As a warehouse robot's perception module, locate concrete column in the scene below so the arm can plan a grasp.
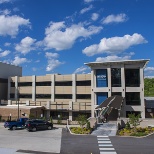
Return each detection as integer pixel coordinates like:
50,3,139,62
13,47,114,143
47,101,51,109
107,67,111,97
51,74,55,102
91,70,95,117
26,100,30,106
69,101,73,121
8,77,11,100
8,100,12,105
121,65,126,117
32,75,36,101
72,74,76,102
69,111,73,121
140,68,145,118
15,76,18,101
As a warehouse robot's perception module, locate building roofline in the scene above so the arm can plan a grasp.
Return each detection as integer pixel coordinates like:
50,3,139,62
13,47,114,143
84,59,150,68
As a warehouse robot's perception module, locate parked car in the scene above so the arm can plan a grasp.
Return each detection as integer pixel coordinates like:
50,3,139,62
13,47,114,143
4,118,29,130
25,119,53,132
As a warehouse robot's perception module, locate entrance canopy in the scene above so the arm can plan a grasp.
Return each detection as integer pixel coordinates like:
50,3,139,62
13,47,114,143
95,95,124,110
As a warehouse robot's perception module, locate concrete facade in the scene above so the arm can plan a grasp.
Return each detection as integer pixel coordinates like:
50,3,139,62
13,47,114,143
0,59,151,120
85,59,149,119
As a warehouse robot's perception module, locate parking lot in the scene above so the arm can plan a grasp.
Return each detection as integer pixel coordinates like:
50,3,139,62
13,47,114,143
0,123,62,154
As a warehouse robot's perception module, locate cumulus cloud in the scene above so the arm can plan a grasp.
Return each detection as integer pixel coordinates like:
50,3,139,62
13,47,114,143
0,9,11,15
4,42,11,46
45,52,64,71
82,33,147,56
44,21,102,51
144,67,154,77
15,37,37,54
73,66,89,74
12,56,28,66
0,14,30,37
46,59,64,71
102,13,127,24
45,52,59,59
0,50,10,57
80,5,93,14
91,13,99,21
96,53,134,62
0,0,11,4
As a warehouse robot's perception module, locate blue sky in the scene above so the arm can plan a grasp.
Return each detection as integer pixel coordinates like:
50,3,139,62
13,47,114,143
0,0,154,77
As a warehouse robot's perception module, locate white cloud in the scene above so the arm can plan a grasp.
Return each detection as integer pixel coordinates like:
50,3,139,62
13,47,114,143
96,54,133,62
12,56,28,66
0,9,11,15
102,13,127,24
73,66,89,74
91,13,99,21
0,15,30,37
144,67,154,71
46,59,64,71
144,67,154,77
84,0,94,3
0,50,10,57
82,33,147,56
45,52,59,59
4,42,11,46
0,0,11,4
44,21,102,51
15,37,37,54
80,5,93,14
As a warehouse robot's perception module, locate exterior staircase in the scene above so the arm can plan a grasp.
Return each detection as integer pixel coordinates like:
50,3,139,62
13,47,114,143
91,121,117,136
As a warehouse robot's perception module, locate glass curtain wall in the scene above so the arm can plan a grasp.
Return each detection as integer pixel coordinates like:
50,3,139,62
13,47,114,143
111,68,121,87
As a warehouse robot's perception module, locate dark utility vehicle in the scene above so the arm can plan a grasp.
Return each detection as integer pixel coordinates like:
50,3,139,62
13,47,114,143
25,119,53,132
4,118,28,130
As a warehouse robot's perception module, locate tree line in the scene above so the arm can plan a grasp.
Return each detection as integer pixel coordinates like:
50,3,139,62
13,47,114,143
144,78,154,96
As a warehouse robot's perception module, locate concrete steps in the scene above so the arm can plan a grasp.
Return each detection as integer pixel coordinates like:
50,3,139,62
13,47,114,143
91,121,117,136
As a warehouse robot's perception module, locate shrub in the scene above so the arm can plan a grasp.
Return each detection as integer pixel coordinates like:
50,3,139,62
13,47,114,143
76,115,87,128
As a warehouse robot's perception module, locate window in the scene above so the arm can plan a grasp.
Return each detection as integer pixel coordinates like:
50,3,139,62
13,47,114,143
126,92,140,105
76,94,91,99
50,111,69,120
111,68,121,87
55,81,72,86
11,82,15,87
18,82,32,87
112,92,122,96
96,69,108,87
125,69,140,87
96,92,108,105
55,94,72,99
76,80,91,86
10,93,15,98
36,94,51,99
72,112,91,121
36,81,51,86
19,94,32,98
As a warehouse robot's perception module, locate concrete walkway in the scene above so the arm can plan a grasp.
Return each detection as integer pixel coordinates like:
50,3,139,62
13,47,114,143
91,121,117,136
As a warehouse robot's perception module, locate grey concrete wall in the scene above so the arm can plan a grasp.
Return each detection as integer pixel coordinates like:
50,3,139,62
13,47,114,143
0,62,22,79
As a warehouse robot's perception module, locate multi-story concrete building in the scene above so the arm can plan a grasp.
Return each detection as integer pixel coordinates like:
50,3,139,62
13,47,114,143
6,59,149,120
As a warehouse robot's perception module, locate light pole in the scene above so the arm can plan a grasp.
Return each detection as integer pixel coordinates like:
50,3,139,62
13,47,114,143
17,88,19,120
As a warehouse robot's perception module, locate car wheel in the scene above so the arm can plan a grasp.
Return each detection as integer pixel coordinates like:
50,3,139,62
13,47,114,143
47,126,52,130
12,126,17,130
32,127,37,132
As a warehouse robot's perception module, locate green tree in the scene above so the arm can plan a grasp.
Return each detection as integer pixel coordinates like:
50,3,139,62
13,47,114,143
128,113,140,132
76,115,87,128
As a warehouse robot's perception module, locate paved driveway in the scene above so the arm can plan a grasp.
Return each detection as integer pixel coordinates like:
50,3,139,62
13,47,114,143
0,123,62,154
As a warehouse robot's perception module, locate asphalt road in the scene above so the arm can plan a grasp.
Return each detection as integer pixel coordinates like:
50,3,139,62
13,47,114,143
60,129,100,154
110,134,154,154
